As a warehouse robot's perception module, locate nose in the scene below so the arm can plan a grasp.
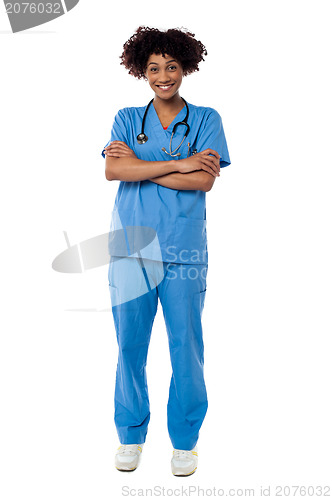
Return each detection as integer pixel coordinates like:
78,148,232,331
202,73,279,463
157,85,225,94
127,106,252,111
157,69,171,84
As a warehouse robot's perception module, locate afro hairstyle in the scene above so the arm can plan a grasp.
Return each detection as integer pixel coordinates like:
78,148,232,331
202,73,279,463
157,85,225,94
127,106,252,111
120,26,207,79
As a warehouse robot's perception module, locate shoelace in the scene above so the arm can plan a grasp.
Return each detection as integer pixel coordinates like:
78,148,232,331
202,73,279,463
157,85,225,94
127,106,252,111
173,449,196,460
118,445,141,455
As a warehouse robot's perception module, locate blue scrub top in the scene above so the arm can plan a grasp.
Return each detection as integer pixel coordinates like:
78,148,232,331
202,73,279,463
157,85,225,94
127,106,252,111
101,101,231,264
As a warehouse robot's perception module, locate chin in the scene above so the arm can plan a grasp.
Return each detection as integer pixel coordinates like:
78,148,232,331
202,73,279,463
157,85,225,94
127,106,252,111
155,89,180,99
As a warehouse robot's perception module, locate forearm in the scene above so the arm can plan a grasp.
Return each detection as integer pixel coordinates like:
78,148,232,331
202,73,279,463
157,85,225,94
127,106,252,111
148,170,213,191
106,157,177,182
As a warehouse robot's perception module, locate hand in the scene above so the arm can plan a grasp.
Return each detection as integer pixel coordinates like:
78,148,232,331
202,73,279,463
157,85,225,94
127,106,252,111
103,141,138,159
176,149,220,177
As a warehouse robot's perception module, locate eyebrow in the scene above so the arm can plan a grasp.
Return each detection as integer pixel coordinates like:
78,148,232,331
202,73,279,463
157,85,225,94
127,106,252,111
148,59,177,66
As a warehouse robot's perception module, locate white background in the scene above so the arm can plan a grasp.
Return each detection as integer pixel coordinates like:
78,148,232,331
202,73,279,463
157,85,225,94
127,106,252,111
1,0,332,498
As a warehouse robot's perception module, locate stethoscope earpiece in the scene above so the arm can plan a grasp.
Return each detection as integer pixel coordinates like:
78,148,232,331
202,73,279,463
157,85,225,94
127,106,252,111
161,147,181,157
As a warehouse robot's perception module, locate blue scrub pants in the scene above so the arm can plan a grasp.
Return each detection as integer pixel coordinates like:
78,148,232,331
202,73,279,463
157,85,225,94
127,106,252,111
108,257,208,450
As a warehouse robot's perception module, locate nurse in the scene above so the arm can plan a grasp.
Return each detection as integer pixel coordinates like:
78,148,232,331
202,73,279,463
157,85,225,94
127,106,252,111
101,26,231,476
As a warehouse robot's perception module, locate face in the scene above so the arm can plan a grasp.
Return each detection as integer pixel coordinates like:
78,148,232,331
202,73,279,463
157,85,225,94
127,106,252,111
145,53,183,100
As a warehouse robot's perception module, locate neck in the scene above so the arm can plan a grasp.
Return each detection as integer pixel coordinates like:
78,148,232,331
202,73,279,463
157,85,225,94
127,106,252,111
153,92,184,113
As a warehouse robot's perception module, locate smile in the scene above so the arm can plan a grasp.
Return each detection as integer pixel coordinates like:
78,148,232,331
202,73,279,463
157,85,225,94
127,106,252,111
156,84,175,91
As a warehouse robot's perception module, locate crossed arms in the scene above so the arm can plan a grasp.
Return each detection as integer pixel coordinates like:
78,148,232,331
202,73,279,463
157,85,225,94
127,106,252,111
103,141,221,192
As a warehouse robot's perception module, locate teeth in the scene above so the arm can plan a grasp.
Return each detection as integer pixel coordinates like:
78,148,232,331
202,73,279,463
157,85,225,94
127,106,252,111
159,85,173,89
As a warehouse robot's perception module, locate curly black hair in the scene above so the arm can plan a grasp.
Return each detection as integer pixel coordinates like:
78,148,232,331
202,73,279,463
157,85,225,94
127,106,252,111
120,26,207,80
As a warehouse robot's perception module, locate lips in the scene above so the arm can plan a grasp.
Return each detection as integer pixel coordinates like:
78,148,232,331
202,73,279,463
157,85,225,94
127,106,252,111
156,84,175,91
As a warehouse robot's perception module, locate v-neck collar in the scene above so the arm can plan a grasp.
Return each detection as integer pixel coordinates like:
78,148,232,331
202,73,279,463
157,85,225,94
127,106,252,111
150,101,188,132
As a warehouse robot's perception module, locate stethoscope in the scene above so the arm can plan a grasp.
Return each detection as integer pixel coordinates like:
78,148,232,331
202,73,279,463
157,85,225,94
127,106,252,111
137,97,195,157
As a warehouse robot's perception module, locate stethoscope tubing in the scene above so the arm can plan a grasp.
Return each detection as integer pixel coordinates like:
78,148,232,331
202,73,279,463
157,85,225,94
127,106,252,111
137,97,190,156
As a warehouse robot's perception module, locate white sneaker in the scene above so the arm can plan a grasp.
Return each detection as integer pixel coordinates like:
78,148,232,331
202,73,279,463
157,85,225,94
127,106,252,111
115,443,144,471
171,446,198,476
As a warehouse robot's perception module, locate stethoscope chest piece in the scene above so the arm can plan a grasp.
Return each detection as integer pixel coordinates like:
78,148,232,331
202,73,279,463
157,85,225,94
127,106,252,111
137,132,148,145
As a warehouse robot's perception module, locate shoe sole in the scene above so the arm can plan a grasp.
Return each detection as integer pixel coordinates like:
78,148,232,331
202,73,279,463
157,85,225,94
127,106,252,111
172,467,197,477
115,466,138,472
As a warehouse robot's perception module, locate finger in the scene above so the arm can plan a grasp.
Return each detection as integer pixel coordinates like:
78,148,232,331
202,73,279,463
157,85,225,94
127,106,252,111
201,156,220,175
106,151,137,158
105,151,121,157
200,167,217,178
104,141,129,150
108,142,133,151
203,148,221,159
196,151,220,169
106,142,130,149
105,151,134,157
200,165,218,177
201,160,220,177
105,145,131,154
107,145,133,154
210,156,220,172
203,155,219,169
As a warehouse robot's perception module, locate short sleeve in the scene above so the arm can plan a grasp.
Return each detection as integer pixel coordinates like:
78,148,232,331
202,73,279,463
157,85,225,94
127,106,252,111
195,109,231,168
101,108,128,158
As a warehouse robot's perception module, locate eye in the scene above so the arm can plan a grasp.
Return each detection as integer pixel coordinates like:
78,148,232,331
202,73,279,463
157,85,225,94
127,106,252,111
168,65,177,70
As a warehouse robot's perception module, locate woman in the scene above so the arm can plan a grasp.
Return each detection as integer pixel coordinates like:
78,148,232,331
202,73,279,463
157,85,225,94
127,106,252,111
101,26,231,476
